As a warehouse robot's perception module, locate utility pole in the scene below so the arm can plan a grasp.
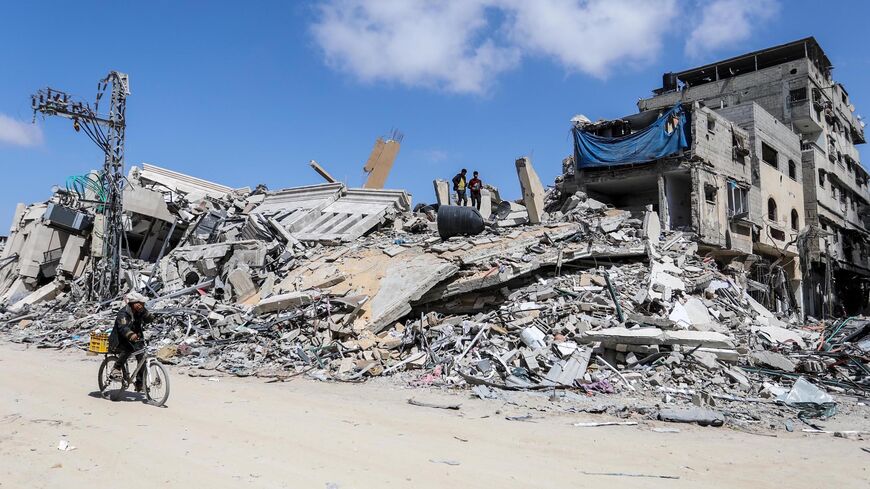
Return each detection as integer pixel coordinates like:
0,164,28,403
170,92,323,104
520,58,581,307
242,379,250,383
31,71,130,300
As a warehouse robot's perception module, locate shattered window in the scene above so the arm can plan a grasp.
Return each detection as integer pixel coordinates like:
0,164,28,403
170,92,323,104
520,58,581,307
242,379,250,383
705,184,717,204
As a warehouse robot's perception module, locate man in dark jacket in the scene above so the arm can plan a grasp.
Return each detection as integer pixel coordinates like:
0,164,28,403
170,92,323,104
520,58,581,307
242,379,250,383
109,292,154,391
452,169,468,206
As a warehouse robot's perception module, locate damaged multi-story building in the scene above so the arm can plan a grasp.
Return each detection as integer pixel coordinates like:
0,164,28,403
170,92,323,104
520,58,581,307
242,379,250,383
571,37,868,318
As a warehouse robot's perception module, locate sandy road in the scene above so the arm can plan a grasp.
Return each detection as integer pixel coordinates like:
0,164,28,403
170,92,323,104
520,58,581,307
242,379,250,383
0,341,867,489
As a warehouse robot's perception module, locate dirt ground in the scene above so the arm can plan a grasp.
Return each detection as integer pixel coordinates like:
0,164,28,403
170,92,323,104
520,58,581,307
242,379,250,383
0,341,867,489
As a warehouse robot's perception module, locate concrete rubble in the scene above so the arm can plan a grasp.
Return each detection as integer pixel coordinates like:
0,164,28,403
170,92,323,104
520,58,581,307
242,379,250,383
0,158,868,433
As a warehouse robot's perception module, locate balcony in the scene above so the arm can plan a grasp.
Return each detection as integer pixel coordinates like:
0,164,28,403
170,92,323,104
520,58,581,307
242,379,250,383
788,92,823,134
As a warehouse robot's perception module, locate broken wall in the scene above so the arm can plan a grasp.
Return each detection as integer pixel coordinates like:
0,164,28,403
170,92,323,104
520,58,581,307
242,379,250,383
718,103,804,257
689,106,754,254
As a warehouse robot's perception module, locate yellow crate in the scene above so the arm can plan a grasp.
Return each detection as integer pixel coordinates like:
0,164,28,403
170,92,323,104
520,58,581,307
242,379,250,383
89,332,109,353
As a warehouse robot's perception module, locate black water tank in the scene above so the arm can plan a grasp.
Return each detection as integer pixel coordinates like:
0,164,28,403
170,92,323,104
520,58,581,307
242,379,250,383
437,205,485,239
662,72,678,92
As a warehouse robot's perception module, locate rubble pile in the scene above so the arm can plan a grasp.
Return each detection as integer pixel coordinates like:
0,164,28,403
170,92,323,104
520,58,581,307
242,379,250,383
0,159,868,430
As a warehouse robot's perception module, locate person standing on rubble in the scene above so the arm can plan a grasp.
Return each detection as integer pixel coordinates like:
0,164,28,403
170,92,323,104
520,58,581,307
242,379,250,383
109,292,154,392
468,171,483,211
452,168,468,206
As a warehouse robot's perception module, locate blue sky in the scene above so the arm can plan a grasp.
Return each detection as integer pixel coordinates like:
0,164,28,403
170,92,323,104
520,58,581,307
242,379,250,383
1,0,868,227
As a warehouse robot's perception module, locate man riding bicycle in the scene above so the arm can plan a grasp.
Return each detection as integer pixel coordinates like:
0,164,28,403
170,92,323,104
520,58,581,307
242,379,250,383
109,292,154,392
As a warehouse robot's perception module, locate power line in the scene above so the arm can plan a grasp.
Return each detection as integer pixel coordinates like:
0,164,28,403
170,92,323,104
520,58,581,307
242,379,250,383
31,71,130,300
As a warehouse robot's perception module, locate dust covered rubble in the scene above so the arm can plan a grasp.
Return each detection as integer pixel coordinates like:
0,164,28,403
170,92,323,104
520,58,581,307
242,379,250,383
0,172,868,433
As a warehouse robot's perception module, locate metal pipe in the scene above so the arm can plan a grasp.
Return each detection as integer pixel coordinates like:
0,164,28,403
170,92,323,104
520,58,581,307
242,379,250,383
145,279,214,307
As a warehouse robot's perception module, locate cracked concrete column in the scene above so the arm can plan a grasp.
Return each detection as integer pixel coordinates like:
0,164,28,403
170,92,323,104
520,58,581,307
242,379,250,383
657,173,669,230
515,157,544,224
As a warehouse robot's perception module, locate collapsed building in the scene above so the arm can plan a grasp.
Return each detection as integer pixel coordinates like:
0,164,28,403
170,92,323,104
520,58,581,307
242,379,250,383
571,37,869,319
0,38,867,430
0,163,248,309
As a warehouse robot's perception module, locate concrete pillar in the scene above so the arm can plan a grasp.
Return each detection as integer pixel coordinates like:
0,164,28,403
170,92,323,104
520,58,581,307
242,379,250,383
689,167,702,235
362,138,400,189
479,189,492,219
515,157,545,224
433,179,450,206
657,173,670,230
642,209,661,241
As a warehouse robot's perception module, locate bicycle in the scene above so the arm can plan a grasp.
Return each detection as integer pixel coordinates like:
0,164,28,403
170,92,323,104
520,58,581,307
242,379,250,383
96,340,171,407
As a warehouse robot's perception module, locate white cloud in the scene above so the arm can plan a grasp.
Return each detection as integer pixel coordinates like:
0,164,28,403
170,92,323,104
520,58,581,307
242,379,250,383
504,0,678,77
685,0,779,58
312,0,520,94
0,114,43,147
311,0,680,94
416,148,449,163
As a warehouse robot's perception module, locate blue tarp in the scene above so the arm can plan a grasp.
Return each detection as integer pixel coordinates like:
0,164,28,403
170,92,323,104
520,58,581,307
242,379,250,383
573,104,690,169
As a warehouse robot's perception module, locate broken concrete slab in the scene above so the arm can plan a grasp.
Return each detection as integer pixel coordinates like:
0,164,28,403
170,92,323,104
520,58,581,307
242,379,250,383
123,184,176,223
751,350,796,372
662,330,734,349
292,188,411,243
691,350,720,370
368,253,459,332
669,297,712,329
8,281,61,313
252,291,314,315
693,347,739,362
227,268,257,302
252,182,344,234
58,235,87,276
642,210,661,241
580,327,664,346
135,162,243,199
658,407,725,427
744,293,775,319
753,325,807,349
649,261,686,299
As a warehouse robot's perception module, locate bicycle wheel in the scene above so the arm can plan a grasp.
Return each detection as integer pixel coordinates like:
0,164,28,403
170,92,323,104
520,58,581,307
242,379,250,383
98,355,128,401
145,360,170,407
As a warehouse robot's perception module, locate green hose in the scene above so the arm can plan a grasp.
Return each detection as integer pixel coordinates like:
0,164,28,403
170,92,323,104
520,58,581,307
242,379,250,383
824,316,855,350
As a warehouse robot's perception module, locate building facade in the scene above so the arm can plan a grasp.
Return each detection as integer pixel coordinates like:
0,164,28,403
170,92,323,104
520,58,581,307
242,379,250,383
637,37,869,318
